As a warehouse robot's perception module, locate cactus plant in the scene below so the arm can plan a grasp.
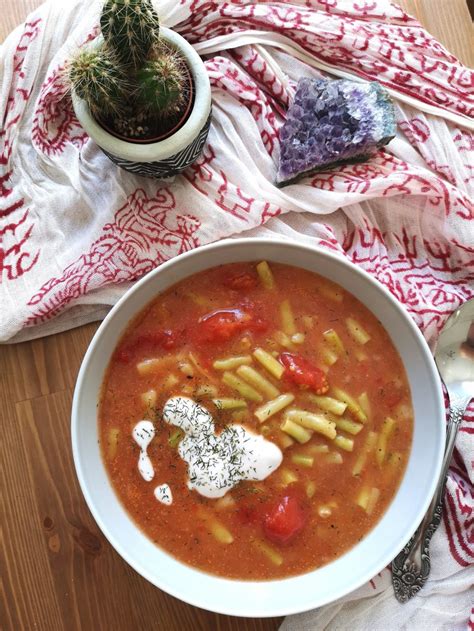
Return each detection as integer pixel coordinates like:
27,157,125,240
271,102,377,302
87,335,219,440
69,0,190,139
69,49,130,118
136,44,188,117
100,0,160,68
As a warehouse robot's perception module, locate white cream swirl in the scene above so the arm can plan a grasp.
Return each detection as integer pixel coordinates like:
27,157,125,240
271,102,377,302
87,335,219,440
132,420,156,482
162,397,282,499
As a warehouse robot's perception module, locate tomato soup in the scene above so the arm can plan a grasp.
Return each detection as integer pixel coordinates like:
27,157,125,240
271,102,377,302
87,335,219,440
99,261,413,579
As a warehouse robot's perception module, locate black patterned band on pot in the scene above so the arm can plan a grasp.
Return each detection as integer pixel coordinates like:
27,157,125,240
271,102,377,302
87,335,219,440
102,112,212,180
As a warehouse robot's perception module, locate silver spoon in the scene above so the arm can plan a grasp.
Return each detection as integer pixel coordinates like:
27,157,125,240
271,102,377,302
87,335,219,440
392,299,474,603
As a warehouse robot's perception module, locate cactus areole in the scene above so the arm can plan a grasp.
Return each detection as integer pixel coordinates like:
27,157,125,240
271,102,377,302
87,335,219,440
100,0,160,67
69,0,195,142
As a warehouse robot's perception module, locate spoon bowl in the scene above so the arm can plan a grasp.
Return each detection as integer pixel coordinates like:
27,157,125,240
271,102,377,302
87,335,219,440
435,301,474,401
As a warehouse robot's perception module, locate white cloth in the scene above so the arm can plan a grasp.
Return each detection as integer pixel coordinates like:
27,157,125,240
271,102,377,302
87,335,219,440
1,1,473,628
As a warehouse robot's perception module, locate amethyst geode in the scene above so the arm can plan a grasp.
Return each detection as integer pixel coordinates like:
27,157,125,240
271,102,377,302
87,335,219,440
277,78,396,185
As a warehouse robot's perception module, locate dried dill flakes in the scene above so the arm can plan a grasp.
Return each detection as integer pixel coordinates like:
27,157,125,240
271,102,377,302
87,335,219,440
162,397,282,497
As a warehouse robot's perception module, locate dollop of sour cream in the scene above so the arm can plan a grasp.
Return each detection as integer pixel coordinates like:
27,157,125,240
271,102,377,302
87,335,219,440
132,420,155,482
162,397,283,498
154,484,173,505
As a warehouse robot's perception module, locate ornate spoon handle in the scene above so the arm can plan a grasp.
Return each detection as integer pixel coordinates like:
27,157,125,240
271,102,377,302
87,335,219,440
391,399,468,603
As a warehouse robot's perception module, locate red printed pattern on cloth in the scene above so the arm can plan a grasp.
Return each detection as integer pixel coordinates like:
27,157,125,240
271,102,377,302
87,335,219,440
206,55,281,158
183,142,283,224
443,409,474,569
398,117,474,190
31,27,99,156
231,45,291,110
309,151,473,220
177,2,473,118
0,19,42,282
0,172,40,282
186,164,283,225
2,17,42,157
25,188,200,324
31,66,88,156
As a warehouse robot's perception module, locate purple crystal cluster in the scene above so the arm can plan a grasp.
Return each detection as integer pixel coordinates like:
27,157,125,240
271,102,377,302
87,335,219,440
277,78,396,185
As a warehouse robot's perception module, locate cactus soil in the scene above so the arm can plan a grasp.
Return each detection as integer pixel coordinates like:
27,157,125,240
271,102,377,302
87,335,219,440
97,64,194,144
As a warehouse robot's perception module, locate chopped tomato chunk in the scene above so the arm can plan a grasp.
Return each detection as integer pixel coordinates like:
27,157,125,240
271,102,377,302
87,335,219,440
279,352,329,394
116,329,180,362
225,272,258,291
263,496,307,545
198,308,250,343
198,308,267,343
380,380,404,408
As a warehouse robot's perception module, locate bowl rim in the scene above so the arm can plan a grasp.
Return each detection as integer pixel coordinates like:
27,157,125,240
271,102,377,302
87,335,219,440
71,237,445,617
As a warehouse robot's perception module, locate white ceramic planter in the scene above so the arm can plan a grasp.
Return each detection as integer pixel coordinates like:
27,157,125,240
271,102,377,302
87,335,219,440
71,28,212,179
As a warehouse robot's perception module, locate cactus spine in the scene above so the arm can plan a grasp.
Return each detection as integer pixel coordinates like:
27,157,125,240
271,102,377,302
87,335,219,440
100,0,160,68
69,0,190,136
136,44,188,117
69,49,130,118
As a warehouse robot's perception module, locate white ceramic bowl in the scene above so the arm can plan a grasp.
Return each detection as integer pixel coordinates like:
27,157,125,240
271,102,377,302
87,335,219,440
72,238,445,617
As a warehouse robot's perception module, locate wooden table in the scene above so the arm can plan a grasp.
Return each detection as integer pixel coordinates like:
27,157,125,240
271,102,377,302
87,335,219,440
2,3,472,630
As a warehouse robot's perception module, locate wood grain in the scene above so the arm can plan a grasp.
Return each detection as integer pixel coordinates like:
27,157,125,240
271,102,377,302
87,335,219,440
1,323,282,631
401,0,473,66
1,2,472,631
0,0,43,41
1,0,473,65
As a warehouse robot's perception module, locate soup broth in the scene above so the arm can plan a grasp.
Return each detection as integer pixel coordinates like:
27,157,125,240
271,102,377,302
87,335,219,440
99,261,413,579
